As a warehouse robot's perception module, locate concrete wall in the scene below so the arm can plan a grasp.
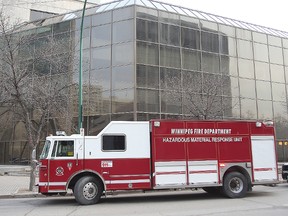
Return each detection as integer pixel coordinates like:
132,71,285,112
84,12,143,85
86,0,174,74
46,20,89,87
0,0,99,24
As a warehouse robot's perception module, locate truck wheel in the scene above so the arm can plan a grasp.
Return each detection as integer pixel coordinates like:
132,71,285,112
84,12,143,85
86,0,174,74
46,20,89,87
222,172,248,198
74,176,103,205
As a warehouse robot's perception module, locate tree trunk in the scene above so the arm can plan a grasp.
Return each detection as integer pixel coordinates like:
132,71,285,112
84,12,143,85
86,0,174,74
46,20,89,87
29,148,37,191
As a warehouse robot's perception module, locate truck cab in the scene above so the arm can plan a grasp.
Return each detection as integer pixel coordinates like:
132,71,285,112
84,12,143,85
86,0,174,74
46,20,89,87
38,121,151,204
38,135,85,195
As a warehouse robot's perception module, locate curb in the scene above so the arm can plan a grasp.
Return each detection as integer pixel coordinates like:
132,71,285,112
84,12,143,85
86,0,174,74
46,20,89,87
0,191,74,199
0,192,43,199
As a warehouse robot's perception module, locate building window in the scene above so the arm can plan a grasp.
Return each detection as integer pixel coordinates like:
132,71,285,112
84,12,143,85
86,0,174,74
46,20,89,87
91,24,111,47
160,23,180,46
137,41,159,66
102,135,126,151
136,64,159,89
136,19,158,42
113,19,133,43
182,49,201,71
254,43,269,62
201,31,219,53
269,46,284,65
160,45,181,68
237,39,253,59
181,27,200,49
137,89,160,112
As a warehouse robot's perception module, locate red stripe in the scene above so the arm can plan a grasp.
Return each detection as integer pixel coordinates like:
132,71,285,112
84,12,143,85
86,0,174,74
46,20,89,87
189,170,217,174
254,168,273,172
156,171,186,175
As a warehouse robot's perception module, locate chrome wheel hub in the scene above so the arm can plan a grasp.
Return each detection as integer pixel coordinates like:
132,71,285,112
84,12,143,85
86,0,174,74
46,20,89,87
83,182,98,200
229,177,243,193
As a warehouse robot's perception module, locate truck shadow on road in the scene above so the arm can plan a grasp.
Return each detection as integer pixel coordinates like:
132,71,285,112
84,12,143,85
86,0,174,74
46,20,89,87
38,189,276,206
37,191,222,206
103,192,223,204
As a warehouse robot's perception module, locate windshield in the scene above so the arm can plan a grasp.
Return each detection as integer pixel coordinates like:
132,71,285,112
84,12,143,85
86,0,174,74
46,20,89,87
40,140,51,159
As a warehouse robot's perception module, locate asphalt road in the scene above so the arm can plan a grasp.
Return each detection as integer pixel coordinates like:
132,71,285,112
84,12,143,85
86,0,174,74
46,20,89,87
1,184,288,216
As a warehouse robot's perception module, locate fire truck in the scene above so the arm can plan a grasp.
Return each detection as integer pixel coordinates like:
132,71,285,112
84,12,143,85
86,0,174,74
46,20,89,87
38,120,278,205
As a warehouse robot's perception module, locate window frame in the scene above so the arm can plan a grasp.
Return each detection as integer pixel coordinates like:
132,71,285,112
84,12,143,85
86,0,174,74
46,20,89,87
101,134,126,152
51,140,75,158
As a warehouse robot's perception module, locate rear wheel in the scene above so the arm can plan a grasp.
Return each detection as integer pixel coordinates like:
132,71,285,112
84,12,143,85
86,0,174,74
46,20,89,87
74,176,103,205
222,172,248,198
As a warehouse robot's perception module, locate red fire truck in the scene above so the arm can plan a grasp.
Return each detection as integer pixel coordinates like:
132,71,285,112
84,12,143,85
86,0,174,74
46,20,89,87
38,120,278,205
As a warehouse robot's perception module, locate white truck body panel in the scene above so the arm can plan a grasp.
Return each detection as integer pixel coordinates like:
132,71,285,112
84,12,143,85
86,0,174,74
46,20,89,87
83,121,150,159
251,136,277,181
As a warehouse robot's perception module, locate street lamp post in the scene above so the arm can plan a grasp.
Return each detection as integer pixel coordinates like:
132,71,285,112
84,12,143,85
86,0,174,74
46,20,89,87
78,0,88,133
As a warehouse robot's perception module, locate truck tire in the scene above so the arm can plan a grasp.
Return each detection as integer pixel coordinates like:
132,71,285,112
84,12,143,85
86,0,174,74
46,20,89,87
222,172,248,198
74,176,103,205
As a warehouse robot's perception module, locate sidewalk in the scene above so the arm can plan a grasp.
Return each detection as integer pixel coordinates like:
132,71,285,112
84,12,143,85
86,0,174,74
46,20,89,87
0,176,39,198
0,165,39,198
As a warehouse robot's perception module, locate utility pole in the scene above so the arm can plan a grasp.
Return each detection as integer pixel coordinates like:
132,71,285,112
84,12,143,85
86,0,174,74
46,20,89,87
78,0,88,132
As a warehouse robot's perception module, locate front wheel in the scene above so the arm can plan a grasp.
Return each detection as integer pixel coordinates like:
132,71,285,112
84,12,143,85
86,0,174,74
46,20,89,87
74,176,103,205
222,172,248,198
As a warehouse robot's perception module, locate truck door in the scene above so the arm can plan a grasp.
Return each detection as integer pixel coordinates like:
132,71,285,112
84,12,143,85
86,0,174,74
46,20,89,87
48,139,84,192
152,143,188,188
251,136,278,182
151,122,187,187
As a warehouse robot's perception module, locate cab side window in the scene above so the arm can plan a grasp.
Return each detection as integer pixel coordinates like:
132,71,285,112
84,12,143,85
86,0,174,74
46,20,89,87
52,141,74,157
102,135,126,151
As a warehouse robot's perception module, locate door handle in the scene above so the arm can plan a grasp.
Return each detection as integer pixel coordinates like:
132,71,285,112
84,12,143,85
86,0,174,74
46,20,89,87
40,165,47,170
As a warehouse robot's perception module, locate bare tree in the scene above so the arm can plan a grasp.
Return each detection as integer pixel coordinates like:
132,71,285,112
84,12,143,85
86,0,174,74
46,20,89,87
0,11,76,190
161,70,238,120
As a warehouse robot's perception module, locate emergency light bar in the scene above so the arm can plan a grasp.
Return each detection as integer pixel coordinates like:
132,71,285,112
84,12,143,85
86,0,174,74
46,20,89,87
256,120,274,128
56,131,67,136
263,120,274,127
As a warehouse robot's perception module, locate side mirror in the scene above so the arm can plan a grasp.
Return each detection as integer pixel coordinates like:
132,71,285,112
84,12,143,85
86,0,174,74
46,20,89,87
32,160,40,166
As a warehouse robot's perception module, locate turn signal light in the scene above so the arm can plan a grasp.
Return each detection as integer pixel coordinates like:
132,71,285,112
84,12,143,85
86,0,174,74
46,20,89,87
220,163,226,168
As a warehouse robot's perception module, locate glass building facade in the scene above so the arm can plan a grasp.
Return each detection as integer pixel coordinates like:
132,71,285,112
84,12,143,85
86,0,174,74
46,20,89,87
1,0,288,164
